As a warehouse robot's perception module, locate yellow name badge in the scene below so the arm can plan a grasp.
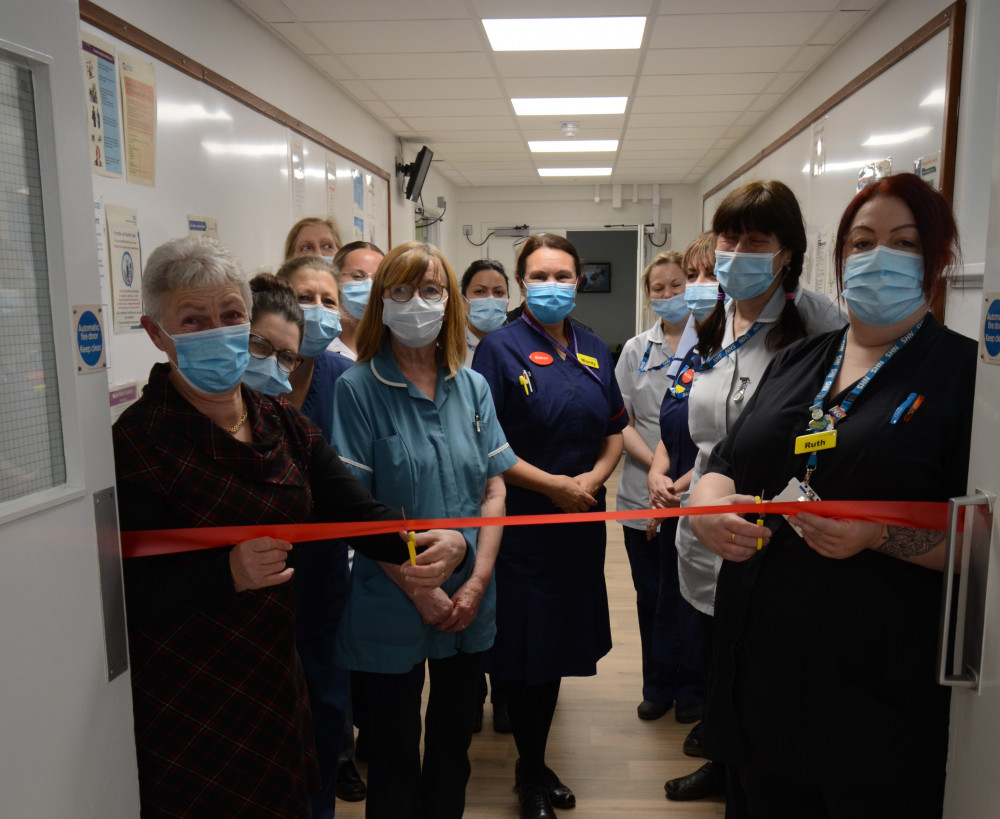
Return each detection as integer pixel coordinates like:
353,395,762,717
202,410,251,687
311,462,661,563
577,353,599,369
794,429,837,455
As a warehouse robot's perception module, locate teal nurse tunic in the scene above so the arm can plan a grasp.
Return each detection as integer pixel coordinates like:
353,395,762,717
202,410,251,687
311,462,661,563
330,347,517,674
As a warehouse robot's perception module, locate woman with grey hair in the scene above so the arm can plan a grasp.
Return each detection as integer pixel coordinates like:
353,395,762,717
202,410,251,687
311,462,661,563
113,235,470,818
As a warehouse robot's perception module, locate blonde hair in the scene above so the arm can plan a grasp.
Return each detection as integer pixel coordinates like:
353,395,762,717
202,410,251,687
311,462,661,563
283,217,343,260
641,250,684,300
355,242,466,375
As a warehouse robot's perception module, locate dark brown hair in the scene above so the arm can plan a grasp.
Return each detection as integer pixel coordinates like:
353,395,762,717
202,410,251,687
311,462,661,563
515,234,582,283
249,273,304,344
698,180,808,357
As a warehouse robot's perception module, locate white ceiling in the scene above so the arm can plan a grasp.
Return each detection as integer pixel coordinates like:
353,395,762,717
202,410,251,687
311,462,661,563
231,0,884,187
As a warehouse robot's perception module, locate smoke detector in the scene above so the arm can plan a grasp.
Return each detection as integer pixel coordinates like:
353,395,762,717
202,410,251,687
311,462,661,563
560,121,579,137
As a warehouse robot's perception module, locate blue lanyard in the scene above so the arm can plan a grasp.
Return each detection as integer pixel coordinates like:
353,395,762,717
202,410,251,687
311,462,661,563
637,340,673,373
808,316,925,431
698,321,764,371
522,313,603,386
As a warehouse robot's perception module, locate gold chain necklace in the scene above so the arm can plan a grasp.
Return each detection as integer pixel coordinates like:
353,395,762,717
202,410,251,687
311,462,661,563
224,400,248,434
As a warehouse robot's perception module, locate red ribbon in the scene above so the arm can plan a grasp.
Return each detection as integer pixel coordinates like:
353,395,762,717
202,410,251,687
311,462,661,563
119,500,950,559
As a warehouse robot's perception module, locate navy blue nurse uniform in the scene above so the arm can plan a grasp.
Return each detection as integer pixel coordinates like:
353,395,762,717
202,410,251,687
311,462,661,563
473,317,628,685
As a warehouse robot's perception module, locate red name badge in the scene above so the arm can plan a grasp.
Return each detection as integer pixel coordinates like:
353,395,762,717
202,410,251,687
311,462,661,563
529,351,554,366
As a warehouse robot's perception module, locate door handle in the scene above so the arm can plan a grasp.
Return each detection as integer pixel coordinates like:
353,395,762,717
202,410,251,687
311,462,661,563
938,491,995,689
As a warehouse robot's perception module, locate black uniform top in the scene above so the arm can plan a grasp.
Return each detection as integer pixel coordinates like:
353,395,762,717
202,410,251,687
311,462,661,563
703,316,975,791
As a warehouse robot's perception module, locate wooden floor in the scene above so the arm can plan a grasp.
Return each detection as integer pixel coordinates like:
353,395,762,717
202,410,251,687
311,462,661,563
338,466,725,817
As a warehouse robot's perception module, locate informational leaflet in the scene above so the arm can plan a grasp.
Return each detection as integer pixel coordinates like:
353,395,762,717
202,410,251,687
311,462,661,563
290,135,305,213
119,53,157,186
354,215,365,241
105,204,144,333
366,174,376,217
326,156,338,219
352,169,364,213
81,33,123,177
187,214,219,241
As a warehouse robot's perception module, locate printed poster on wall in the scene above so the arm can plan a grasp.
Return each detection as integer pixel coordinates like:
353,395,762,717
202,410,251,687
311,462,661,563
290,135,305,214
81,33,122,178
326,157,338,219
353,216,365,241
119,53,157,186
366,174,376,217
105,204,144,333
352,169,364,213
187,214,219,241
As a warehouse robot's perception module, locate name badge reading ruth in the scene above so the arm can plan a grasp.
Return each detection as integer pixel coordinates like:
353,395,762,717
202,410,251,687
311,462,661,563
577,353,599,369
794,429,837,455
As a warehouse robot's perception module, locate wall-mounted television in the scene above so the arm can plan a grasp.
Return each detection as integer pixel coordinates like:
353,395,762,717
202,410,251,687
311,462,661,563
398,146,433,202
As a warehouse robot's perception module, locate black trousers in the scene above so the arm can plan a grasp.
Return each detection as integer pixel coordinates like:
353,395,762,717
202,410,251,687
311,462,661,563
356,650,481,819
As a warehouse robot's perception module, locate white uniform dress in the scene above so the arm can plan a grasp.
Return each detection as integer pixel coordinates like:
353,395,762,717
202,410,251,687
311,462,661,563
675,285,845,615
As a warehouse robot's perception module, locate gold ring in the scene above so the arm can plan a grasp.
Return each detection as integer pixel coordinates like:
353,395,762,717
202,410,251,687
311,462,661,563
731,532,736,544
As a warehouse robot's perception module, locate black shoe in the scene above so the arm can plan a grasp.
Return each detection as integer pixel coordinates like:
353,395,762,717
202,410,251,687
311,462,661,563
493,702,512,733
682,722,703,757
473,703,484,733
335,760,367,802
519,784,556,819
637,699,672,721
515,758,576,809
674,701,703,724
664,761,725,802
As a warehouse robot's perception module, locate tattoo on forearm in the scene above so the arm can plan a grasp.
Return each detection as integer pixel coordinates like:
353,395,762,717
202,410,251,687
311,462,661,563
875,526,944,559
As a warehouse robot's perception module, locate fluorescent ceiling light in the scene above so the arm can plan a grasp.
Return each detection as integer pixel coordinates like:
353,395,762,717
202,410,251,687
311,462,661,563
861,126,933,147
919,88,946,107
529,140,618,153
513,97,628,116
484,17,645,51
538,167,613,177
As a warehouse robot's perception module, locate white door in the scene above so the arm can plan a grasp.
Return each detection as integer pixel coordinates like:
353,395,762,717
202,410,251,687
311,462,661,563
941,88,1000,816
0,1,139,816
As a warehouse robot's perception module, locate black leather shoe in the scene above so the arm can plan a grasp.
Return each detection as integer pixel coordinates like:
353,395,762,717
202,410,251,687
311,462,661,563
682,722,703,757
664,761,725,801
637,699,672,720
335,760,367,802
515,759,576,809
493,702,512,733
519,785,556,819
674,701,703,724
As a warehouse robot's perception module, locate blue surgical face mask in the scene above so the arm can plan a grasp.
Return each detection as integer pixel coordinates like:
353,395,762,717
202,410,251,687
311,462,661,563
842,246,926,327
466,296,508,333
299,304,341,356
341,279,373,319
684,282,722,321
714,250,780,301
319,255,335,265
525,281,576,325
382,296,446,348
160,322,250,395
242,354,293,396
650,293,689,324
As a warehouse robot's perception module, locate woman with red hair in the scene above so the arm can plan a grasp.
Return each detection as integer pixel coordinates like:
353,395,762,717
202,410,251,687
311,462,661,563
692,173,976,817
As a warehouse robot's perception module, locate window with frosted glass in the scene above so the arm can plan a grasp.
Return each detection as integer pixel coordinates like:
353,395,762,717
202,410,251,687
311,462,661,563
0,59,65,502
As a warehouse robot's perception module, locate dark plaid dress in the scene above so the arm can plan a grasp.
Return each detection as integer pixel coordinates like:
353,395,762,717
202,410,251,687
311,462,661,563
113,363,403,818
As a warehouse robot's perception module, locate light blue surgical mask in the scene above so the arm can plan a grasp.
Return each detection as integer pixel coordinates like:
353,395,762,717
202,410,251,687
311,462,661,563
299,304,341,356
319,255,335,265
160,322,250,395
714,250,780,301
382,296,446,348
684,283,722,321
650,293,689,324
242,355,292,396
525,281,576,325
842,246,926,327
341,279,373,319
466,296,508,333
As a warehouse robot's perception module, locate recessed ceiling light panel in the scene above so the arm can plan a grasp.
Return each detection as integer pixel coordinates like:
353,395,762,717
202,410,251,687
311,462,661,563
512,97,628,116
484,17,645,51
538,167,613,177
529,140,618,153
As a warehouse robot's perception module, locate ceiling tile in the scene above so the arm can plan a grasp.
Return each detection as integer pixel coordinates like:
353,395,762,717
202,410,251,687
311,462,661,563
643,46,798,75
649,13,830,49
631,94,756,113
310,20,481,54
340,52,494,80
309,54,356,81
765,72,805,95
425,142,528,155
494,51,641,79
625,125,726,140
390,99,512,117
361,100,398,119
405,116,517,131
624,138,716,150
627,112,739,128
520,127,622,140
271,22,326,55
638,73,775,96
335,79,378,101
747,93,785,111
618,148,708,159
282,0,472,21
654,0,847,12
233,0,294,24
424,130,523,142
785,44,833,73
810,10,867,45
472,0,653,16
363,78,504,100
503,76,634,97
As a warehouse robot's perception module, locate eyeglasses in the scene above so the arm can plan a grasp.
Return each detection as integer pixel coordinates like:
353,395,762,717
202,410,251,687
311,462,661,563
386,282,447,303
248,333,305,373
